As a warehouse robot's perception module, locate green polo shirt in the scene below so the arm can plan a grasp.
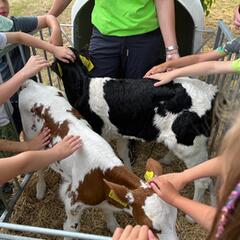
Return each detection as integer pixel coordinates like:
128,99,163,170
92,0,159,37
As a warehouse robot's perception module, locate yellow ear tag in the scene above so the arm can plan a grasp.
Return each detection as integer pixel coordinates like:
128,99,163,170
108,189,128,207
57,63,63,78
79,55,94,72
144,171,155,182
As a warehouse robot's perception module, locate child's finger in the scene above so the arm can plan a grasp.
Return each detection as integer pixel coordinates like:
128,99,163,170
118,225,133,240
138,225,149,240
128,225,141,239
148,229,158,240
63,135,74,141
42,139,51,146
71,143,81,152
154,81,163,87
41,128,51,136
59,56,70,63
150,181,162,196
68,135,81,142
112,227,124,240
70,139,82,149
42,134,51,143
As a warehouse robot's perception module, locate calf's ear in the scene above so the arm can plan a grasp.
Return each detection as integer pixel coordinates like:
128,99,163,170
51,61,63,78
144,158,163,181
103,179,133,208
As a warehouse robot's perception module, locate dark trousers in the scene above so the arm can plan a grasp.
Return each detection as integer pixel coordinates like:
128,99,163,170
89,27,165,78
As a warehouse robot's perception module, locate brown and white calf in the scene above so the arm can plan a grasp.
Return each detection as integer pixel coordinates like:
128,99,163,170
19,80,178,240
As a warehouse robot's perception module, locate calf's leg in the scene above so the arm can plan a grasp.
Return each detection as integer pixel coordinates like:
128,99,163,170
36,169,46,200
60,182,83,240
116,138,132,169
101,205,120,233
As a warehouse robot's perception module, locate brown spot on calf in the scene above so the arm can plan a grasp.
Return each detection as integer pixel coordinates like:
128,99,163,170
67,108,82,119
31,103,69,139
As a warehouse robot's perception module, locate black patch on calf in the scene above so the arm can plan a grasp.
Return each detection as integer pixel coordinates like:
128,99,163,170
172,109,212,146
103,79,192,140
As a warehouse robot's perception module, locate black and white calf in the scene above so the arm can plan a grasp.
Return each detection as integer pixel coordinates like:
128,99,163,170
51,51,218,204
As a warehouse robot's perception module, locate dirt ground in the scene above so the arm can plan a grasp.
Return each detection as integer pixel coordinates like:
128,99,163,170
2,1,240,239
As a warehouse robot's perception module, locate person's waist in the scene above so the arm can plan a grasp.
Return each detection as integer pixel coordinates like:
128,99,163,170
92,24,160,37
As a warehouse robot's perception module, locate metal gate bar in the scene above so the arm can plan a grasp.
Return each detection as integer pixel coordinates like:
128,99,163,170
0,222,111,240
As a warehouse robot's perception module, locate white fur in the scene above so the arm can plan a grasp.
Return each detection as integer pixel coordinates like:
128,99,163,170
143,194,178,240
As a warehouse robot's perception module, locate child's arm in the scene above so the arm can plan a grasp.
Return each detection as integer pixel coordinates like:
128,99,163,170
5,32,75,63
234,5,240,28
37,15,63,45
144,50,225,77
0,55,50,105
153,157,223,191
151,59,235,87
48,0,72,17
0,135,81,184
150,179,216,231
0,128,51,153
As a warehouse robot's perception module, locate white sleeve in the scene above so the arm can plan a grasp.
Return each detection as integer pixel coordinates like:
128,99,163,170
0,33,7,49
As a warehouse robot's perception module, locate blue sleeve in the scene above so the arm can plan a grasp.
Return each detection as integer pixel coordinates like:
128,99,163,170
10,16,38,33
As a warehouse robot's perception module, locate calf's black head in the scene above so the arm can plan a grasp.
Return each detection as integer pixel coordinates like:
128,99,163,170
51,48,93,106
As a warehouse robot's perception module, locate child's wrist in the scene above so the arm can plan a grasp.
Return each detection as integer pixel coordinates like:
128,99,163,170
180,170,190,186
16,69,28,82
231,59,240,74
21,141,30,152
171,193,182,206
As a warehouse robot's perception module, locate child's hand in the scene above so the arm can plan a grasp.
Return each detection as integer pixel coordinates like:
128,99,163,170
26,127,51,150
113,225,158,240
53,46,76,63
21,55,50,79
148,71,176,87
233,5,240,28
150,178,179,205
53,135,82,160
152,172,187,191
144,63,168,77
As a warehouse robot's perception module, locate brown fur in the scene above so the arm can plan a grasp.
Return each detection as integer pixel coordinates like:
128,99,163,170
31,103,69,139
67,108,82,119
146,158,163,176
67,166,141,208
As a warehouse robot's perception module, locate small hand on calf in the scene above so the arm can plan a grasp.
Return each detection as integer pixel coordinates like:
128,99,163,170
112,225,157,240
26,127,51,150
150,177,179,205
144,64,168,77
53,135,82,160
147,72,175,87
53,46,76,63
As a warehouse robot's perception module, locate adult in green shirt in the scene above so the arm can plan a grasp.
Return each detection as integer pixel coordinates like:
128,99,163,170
48,0,179,78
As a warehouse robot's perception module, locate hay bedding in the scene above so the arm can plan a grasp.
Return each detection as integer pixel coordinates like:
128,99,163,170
6,142,207,240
